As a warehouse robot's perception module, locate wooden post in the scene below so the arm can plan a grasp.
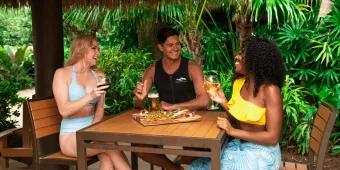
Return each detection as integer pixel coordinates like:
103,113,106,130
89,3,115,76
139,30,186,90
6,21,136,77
31,1,65,169
31,0,64,99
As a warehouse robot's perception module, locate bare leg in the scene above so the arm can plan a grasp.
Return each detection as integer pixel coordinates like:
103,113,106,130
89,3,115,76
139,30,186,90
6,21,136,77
98,152,114,170
60,134,130,170
136,153,183,170
107,150,131,170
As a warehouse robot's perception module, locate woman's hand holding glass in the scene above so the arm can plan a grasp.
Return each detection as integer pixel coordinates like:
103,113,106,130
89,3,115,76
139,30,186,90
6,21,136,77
91,76,110,98
207,88,227,104
204,75,221,110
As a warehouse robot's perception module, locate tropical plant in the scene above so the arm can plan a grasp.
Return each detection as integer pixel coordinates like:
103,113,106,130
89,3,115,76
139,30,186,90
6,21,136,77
98,47,153,114
202,27,235,72
0,7,32,46
225,0,307,48
280,75,316,154
0,45,34,130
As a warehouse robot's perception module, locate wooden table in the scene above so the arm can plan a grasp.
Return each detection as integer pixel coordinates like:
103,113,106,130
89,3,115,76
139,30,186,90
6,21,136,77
76,109,227,170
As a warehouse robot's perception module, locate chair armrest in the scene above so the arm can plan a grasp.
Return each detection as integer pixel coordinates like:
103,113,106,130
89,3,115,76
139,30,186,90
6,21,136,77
0,127,22,138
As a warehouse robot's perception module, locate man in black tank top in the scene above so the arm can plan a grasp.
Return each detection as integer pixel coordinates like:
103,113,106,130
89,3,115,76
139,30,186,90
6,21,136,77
154,57,196,104
133,27,209,169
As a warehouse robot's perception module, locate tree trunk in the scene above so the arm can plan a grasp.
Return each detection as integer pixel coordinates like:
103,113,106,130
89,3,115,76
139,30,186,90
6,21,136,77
181,30,203,65
137,21,167,60
235,15,253,51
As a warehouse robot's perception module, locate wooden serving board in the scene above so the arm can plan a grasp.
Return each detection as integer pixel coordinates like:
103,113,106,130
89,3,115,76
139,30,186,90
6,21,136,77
132,112,202,126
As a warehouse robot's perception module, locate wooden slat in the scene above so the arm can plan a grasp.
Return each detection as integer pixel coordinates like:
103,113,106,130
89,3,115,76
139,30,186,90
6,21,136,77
31,107,60,120
284,162,297,169
34,115,61,130
311,126,323,143
310,136,320,153
295,163,307,170
313,115,326,131
1,148,32,157
30,99,57,111
43,152,77,161
191,113,216,138
317,105,330,121
179,117,206,137
36,124,60,139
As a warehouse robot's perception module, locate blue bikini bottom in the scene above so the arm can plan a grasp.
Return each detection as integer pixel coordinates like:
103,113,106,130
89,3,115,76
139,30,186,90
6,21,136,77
59,115,94,136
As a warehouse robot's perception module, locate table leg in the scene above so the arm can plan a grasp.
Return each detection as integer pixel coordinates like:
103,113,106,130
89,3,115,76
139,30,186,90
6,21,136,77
77,137,88,170
210,145,220,170
131,152,138,170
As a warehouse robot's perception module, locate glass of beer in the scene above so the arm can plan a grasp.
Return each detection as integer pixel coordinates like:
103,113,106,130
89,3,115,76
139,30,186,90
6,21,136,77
148,91,161,111
204,75,220,110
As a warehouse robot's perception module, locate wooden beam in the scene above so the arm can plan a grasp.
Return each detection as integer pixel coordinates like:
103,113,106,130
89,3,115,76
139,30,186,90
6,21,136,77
31,0,64,99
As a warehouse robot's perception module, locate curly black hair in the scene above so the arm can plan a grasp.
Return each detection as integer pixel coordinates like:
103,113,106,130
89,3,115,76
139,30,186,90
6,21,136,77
242,37,285,97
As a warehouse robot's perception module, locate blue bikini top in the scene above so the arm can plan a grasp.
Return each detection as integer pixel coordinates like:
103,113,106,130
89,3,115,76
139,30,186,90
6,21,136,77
68,66,98,106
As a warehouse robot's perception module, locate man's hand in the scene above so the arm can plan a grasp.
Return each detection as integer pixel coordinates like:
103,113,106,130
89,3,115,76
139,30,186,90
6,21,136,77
134,79,148,101
161,101,178,111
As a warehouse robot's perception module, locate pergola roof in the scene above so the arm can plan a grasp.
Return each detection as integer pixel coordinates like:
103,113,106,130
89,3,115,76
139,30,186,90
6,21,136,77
0,0,178,8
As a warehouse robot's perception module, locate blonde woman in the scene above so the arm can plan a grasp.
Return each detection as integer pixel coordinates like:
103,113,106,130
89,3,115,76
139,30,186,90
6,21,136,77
52,35,130,170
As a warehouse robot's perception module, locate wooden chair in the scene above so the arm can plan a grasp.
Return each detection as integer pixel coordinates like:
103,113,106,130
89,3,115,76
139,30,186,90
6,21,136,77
0,128,33,169
280,102,338,170
27,98,98,170
0,100,33,170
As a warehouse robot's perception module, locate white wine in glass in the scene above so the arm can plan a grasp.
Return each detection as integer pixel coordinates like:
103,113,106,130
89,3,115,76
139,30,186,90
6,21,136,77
204,75,220,110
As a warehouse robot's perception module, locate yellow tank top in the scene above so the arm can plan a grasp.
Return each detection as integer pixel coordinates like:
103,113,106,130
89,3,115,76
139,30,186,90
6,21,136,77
227,77,266,125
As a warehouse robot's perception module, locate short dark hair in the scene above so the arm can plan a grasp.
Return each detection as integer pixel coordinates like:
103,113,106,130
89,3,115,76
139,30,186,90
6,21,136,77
243,37,285,96
157,27,179,44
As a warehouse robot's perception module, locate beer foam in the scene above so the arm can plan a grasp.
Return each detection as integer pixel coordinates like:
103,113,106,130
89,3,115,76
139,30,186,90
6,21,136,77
148,92,159,98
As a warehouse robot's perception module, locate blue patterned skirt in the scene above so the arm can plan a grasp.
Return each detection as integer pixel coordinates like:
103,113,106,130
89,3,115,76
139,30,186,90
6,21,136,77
189,139,281,170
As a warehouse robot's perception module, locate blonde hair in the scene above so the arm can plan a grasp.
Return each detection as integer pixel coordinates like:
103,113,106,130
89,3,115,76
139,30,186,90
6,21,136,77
65,35,97,68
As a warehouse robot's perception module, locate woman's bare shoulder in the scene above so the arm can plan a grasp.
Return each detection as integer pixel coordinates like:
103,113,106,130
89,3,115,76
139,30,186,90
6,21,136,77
54,66,72,79
261,84,282,102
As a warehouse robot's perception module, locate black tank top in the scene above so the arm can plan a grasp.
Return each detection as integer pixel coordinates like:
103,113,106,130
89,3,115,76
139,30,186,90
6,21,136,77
154,57,196,104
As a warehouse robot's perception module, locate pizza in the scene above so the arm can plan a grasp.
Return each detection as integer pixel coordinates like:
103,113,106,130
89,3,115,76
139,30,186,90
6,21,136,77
132,109,201,126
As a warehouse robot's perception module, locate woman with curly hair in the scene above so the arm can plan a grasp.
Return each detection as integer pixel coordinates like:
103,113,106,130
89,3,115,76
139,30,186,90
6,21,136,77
190,37,285,170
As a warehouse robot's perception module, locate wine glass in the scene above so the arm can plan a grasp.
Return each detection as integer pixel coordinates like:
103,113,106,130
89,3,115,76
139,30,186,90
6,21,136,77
204,75,220,110
97,75,111,108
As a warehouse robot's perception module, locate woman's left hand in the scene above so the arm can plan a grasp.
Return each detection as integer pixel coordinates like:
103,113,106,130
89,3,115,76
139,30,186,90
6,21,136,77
217,117,233,135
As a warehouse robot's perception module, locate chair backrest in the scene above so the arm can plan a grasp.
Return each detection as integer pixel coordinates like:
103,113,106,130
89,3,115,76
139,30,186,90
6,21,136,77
26,98,62,166
308,102,338,170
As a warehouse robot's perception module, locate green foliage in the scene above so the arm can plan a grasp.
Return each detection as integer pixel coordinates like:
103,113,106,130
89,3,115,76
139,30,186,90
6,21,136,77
0,7,32,46
202,28,235,72
217,70,233,100
0,45,34,130
0,45,34,89
98,48,153,114
252,0,307,28
281,76,316,154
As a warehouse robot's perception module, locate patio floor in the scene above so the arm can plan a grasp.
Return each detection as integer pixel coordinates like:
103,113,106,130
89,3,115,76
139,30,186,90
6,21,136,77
0,152,189,169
